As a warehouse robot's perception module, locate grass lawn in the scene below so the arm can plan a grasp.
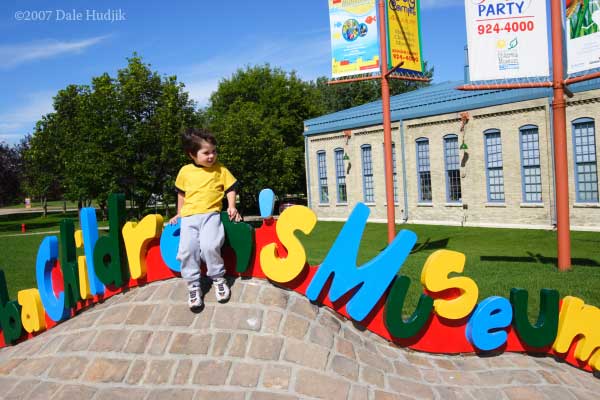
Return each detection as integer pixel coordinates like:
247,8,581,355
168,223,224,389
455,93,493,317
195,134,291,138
0,211,109,299
1,213,599,317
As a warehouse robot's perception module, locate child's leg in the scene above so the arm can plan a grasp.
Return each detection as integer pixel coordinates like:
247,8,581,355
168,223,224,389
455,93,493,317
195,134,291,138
177,215,203,289
198,212,226,279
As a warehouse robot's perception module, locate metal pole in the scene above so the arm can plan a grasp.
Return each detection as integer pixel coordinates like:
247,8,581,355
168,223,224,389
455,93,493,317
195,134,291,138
550,0,571,270
378,0,396,243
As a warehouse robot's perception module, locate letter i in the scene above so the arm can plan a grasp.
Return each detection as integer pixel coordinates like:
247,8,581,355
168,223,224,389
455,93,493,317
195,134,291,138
80,208,105,295
75,230,92,299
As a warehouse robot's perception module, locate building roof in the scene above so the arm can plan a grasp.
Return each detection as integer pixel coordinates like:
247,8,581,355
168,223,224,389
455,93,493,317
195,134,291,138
304,78,600,136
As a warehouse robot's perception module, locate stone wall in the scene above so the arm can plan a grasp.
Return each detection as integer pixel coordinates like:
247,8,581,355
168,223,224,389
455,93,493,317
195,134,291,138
305,89,600,230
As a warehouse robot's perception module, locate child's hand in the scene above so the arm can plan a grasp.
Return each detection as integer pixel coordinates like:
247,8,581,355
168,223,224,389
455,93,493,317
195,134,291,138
228,206,241,222
169,215,180,225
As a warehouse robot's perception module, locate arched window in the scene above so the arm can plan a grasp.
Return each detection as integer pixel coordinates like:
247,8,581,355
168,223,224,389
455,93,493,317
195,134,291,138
416,138,432,202
519,125,542,203
572,118,598,202
317,150,328,203
334,148,347,203
361,144,374,202
484,129,505,202
443,134,461,202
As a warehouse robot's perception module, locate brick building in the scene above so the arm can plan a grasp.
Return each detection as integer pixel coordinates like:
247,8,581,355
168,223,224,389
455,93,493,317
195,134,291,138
303,79,600,230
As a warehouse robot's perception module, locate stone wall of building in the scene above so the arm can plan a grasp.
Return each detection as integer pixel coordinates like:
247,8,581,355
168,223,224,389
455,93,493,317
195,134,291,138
305,89,600,231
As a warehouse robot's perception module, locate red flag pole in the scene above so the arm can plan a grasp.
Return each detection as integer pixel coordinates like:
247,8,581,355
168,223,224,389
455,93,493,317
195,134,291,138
550,0,571,271
378,0,396,244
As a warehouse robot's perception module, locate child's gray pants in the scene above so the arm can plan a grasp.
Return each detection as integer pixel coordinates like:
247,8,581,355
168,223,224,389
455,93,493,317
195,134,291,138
177,212,225,289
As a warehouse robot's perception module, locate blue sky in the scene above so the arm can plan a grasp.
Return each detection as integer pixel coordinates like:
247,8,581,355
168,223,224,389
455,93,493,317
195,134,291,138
0,0,467,146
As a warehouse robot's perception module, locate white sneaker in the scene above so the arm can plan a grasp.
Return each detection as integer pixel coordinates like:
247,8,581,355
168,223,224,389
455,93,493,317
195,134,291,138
188,286,203,309
213,277,230,303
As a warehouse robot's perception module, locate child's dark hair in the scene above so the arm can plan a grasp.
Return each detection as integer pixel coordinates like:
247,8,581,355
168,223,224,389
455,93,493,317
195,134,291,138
182,127,217,155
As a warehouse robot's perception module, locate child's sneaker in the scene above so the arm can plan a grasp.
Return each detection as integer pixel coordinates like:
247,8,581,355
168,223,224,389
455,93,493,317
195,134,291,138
188,286,203,309
213,277,230,303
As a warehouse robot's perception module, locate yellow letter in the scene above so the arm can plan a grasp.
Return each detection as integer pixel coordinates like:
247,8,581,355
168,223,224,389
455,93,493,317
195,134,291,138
553,296,600,364
17,288,46,333
420,250,478,320
75,230,92,299
260,205,316,283
589,350,600,371
122,214,164,280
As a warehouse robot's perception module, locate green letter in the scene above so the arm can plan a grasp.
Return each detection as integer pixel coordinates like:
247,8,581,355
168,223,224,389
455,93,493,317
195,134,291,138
510,288,559,348
59,219,80,308
0,270,23,344
220,212,254,273
93,193,128,287
384,275,433,339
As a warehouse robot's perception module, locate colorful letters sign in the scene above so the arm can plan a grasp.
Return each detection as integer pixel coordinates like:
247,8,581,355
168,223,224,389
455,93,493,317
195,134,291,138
0,192,599,374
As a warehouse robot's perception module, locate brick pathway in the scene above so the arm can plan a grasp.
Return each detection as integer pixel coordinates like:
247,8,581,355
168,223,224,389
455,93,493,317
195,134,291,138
0,278,598,400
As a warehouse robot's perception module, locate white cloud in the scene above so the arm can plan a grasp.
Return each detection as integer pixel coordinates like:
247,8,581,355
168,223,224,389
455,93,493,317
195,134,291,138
0,36,110,69
0,92,55,145
178,32,331,107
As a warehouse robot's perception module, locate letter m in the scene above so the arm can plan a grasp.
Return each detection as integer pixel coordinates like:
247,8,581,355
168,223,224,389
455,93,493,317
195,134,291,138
553,296,600,367
305,203,417,321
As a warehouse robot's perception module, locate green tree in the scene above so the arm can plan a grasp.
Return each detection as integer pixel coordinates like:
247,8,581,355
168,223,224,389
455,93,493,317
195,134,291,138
24,55,200,217
0,141,24,206
206,64,323,211
22,115,64,216
115,56,200,216
315,62,434,114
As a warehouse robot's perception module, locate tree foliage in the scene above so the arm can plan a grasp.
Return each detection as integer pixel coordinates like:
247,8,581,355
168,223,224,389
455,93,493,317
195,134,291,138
206,65,323,211
24,55,200,216
315,62,434,114
0,141,25,207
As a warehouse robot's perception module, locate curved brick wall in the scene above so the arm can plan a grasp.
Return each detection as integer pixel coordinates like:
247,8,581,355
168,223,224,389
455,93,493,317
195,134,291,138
0,278,598,400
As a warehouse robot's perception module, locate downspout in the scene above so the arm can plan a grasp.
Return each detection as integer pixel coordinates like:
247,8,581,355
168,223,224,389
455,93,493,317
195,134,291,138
400,120,409,222
548,98,557,227
304,134,312,208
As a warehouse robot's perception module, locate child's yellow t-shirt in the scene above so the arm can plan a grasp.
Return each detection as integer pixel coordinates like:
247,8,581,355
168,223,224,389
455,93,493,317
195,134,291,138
175,162,237,216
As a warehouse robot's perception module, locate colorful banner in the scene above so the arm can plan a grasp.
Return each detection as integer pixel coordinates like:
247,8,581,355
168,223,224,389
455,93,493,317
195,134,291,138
386,0,423,73
566,0,600,74
329,0,380,78
464,0,549,81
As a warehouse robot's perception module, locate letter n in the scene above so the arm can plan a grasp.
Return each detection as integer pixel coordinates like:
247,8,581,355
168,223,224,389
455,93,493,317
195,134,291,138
305,203,417,321
0,270,23,344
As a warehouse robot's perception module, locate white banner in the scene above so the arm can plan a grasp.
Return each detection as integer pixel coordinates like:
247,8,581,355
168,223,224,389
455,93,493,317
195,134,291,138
566,0,600,74
464,0,549,81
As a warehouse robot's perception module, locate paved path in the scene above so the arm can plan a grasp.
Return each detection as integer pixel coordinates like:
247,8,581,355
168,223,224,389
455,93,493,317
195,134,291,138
0,278,598,400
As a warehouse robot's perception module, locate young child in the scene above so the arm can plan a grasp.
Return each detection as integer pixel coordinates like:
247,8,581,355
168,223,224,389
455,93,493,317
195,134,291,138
169,128,241,309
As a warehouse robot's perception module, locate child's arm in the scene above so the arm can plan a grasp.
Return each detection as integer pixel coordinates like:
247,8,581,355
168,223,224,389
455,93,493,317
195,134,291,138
169,191,185,224
226,190,241,222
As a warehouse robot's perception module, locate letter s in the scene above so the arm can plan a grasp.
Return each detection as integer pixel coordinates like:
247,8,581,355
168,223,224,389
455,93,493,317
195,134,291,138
260,205,316,283
420,250,479,320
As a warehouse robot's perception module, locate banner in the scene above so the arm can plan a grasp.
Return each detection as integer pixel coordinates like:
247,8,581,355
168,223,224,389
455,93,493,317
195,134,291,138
329,0,380,78
386,0,423,73
464,0,549,81
566,0,600,74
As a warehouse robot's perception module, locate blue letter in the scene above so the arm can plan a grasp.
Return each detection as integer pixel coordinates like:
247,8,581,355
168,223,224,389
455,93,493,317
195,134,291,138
466,296,513,351
160,220,181,272
80,208,105,295
305,203,417,321
36,236,69,322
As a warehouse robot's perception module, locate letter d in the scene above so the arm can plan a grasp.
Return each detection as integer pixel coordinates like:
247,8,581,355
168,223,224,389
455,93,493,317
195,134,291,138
93,193,128,287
